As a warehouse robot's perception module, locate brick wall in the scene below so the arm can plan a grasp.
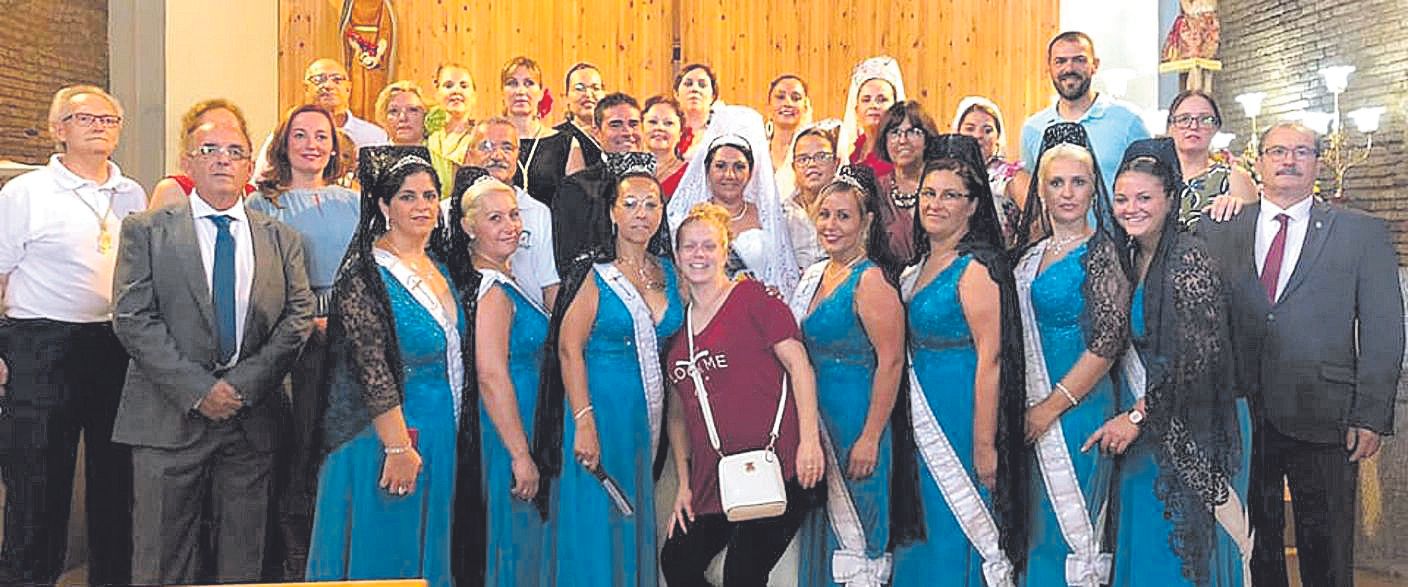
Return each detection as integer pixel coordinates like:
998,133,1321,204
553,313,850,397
1214,0,1408,259
0,0,109,165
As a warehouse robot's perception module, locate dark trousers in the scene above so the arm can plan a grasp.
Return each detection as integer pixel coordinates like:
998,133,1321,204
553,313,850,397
130,423,274,584
0,319,132,586
1249,418,1358,587
268,323,327,580
660,481,815,587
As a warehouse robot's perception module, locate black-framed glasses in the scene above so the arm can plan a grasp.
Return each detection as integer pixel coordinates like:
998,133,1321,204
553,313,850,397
919,187,973,202
1261,145,1318,160
63,113,123,128
794,152,836,166
1168,114,1221,129
189,144,251,161
886,126,926,142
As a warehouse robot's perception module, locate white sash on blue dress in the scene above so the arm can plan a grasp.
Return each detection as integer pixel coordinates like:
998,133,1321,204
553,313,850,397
374,248,465,423
593,263,666,459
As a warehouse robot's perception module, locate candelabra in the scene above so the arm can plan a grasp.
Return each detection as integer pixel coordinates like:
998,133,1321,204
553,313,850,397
1309,66,1383,201
1233,91,1265,163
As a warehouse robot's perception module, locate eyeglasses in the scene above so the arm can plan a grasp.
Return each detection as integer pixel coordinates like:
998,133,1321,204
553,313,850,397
1261,145,1318,160
386,106,426,119
63,113,123,128
475,140,516,155
794,152,835,166
571,82,604,94
189,144,251,161
886,127,926,142
919,188,972,203
1169,114,1221,129
306,73,348,85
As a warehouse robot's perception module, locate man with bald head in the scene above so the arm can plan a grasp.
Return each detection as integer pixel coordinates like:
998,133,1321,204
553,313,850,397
1198,122,1403,586
113,118,313,583
254,57,388,178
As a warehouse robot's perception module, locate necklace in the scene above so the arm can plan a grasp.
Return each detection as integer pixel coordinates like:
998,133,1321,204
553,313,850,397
823,252,863,285
616,254,665,291
889,182,918,209
70,188,115,253
515,120,546,194
1047,231,1090,256
380,238,440,283
473,251,513,278
714,200,750,222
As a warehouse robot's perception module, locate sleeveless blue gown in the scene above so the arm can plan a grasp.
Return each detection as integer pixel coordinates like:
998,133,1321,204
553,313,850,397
797,260,894,585
1112,285,1252,586
1023,242,1118,586
549,260,683,586
892,255,988,585
307,266,463,587
481,282,550,586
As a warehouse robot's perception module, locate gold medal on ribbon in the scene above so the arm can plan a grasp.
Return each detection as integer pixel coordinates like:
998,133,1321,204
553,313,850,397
98,228,113,254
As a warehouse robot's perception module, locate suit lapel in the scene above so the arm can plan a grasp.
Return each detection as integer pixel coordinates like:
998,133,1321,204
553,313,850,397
1278,201,1333,303
168,203,217,332
239,213,277,357
1230,203,1272,312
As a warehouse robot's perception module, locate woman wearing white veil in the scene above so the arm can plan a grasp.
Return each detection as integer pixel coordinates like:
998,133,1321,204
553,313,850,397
668,104,800,297
837,56,907,178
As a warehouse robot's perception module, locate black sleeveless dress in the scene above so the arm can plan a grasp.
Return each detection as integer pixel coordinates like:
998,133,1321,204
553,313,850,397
514,131,575,207
555,120,603,168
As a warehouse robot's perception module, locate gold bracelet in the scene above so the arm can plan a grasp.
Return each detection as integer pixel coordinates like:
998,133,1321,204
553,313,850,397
1055,382,1079,407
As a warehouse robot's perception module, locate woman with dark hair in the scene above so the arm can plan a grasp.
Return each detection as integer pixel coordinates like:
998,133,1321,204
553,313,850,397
306,146,486,587
556,62,606,168
673,63,719,161
767,74,813,197
873,101,939,265
953,96,1030,246
1164,90,1257,226
791,164,925,586
659,202,825,586
837,56,906,177
246,103,360,576
532,153,683,586
1013,123,1131,587
502,56,583,207
785,123,841,270
890,136,1030,585
642,95,687,198
1089,137,1252,586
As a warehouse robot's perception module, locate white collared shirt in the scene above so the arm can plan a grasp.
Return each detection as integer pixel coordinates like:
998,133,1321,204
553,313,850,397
190,191,255,361
1254,195,1314,302
0,155,147,322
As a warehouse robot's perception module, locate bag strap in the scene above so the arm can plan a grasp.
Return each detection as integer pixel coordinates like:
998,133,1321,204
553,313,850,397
684,302,789,457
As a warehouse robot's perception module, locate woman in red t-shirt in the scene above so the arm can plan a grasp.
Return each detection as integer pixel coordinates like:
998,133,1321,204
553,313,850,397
660,202,824,585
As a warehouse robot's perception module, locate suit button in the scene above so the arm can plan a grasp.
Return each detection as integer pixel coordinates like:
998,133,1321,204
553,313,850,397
1266,313,1275,322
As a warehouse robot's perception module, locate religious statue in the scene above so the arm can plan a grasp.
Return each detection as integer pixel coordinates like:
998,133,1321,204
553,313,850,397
1161,0,1220,62
339,0,396,119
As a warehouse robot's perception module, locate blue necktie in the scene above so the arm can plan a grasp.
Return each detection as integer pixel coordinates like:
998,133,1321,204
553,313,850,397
210,214,237,364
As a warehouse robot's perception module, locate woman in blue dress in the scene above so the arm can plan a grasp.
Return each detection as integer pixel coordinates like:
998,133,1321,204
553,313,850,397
891,136,1030,586
307,146,486,587
246,104,360,577
791,164,924,586
1012,124,1131,587
532,152,683,586
1086,138,1251,586
451,169,550,586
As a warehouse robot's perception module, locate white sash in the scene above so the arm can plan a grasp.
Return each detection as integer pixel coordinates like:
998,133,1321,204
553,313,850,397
791,260,890,585
374,248,465,423
476,268,550,318
592,263,666,459
899,258,1014,587
1013,242,1111,586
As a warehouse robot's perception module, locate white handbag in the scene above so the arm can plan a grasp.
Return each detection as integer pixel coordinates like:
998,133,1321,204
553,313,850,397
684,304,790,522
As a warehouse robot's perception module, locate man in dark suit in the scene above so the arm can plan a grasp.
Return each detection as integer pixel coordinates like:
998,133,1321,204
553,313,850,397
550,92,643,270
111,119,313,584
1198,122,1403,586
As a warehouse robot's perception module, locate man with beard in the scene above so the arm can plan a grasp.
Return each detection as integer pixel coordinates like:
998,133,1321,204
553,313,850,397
549,92,645,271
1198,123,1402,587
255,58,389,178
1019,31,1148,190
462,117,562,309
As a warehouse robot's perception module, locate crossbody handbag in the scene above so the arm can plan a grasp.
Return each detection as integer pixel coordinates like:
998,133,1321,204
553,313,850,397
683,303,789,521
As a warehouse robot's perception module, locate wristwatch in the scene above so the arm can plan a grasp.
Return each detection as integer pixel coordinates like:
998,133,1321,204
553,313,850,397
1126,409,1145,425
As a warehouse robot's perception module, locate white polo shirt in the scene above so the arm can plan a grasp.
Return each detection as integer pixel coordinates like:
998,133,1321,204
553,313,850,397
0,155,147,322
438,185,560,307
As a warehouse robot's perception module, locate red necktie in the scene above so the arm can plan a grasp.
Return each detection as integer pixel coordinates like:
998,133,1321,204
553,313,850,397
1260,213,1290,302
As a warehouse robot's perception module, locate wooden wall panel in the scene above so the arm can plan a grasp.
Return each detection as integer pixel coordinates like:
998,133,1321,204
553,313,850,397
279,0,1059,146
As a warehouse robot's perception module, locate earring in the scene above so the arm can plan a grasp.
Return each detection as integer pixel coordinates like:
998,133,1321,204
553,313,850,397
611,223,619,237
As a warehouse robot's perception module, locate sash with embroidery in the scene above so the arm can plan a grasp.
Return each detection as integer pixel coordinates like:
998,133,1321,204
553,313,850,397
592,262,666,459
789,260,891,586
1013,241,1112,586
374,248,465,423
898,262,1015,587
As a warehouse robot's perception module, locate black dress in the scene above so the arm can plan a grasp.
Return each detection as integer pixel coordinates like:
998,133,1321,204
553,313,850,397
513,131,575,207
555,120,603,168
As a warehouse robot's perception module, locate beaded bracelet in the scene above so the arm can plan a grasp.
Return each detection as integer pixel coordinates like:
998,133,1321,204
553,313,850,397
384,444,411,455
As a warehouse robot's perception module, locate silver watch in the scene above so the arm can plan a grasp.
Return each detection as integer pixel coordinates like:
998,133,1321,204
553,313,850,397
1126,409,1145,425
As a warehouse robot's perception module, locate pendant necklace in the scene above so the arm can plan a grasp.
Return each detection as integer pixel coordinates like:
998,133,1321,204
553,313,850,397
71,188,115,253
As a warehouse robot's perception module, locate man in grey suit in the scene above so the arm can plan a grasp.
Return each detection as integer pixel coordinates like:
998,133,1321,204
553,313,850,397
1198,122,1402,586
111,119,313,584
